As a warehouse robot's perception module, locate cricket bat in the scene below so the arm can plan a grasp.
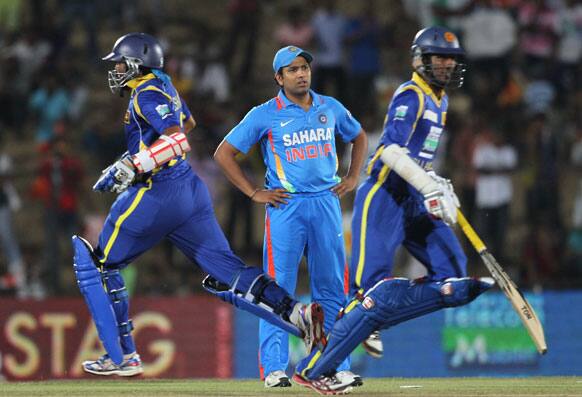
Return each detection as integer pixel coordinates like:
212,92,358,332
457,210,547,355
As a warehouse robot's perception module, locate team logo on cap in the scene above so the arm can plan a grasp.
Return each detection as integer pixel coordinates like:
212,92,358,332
289,46,298,52
444,32,456,43
319,113,327,124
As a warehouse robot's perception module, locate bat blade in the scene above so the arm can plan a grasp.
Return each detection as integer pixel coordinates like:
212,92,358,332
481,251,547,355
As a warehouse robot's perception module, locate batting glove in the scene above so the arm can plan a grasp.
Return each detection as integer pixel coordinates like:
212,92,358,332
93,155,136,194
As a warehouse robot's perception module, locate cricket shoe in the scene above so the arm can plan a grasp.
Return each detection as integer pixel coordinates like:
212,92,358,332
83,353,143,376
290,303,326,354
292,373,353,395
335,370,363,387
362,330,383,358
264,370,291,387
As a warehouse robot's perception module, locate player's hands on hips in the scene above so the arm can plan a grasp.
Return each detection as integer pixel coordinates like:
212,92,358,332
252,188,290,208
93,155,136,194
332,175,359,197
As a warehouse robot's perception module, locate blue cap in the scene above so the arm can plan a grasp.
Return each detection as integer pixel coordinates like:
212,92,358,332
273,46,313,73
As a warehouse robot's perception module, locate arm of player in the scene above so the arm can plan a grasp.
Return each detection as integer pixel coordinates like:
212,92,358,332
183,115,196,134
213,140,290,208
332,129,368,197
380,144,458,225
131,125,191,173
95,125,192,193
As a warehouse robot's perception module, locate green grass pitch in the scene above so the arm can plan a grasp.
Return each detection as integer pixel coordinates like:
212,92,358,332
1,377,580,396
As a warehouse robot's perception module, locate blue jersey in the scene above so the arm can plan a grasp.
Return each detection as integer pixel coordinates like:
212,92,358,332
225,90,362,193
125,73,192,180
367,73,448,197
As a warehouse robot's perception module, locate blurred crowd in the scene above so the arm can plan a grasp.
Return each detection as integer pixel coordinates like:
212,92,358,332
0,0,580,299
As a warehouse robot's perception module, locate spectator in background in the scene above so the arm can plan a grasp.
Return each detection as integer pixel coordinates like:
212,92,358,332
59,1,99,63
459,0,517,112
522,218,562,288
275,3,314,48
0,0,23,34
451,116,479,220
30,132,83,294
523,112,561,226
311,0,348,102
555,0,582,105
0,57,24,130
28,71,71,143
223,0,261,80
196,28,231,103
565,125,582,281
517,0,559,79
3,27,52,95
344,0,381,120
0,149,27,297
473,126,517,263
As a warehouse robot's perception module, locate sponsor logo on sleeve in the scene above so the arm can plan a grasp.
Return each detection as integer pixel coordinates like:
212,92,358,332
156,104,171,119
394,105,408,120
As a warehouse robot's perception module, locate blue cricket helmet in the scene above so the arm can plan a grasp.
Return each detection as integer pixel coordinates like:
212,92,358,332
411,26,466,89
102,32,164,68
102,33,164,94
411,26,465,57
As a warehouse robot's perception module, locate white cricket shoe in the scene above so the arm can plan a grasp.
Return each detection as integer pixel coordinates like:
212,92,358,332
335,370,363,387
264,370,291,387
362,330,383,358
83,353,143,376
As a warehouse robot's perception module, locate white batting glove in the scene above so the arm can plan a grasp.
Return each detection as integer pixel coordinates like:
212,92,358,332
427,171,460,208
424,188,458,226
93,156,136,194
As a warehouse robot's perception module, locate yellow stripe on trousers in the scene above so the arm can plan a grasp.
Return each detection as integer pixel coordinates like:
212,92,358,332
100,180,153,264
301,350,322,376
355,165,391,288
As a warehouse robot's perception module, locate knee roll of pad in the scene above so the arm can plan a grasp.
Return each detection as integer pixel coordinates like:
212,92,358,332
363,277,493,329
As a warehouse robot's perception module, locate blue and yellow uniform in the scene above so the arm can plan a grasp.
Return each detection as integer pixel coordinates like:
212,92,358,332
225,89,362,377
350,72,467,296
96,73,291,356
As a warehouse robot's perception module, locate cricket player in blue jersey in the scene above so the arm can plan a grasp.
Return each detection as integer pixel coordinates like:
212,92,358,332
288,27,494,395
214,46,368,388
73,33,327,377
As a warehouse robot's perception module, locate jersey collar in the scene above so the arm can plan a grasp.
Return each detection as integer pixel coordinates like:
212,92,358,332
126,73,156,90
276,89,321,110
412,72,444,106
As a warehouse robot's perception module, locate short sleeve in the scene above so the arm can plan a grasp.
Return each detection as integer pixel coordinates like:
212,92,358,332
328,97,362,143
380,88,422,147
135,90,181,134
224,107,266,154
